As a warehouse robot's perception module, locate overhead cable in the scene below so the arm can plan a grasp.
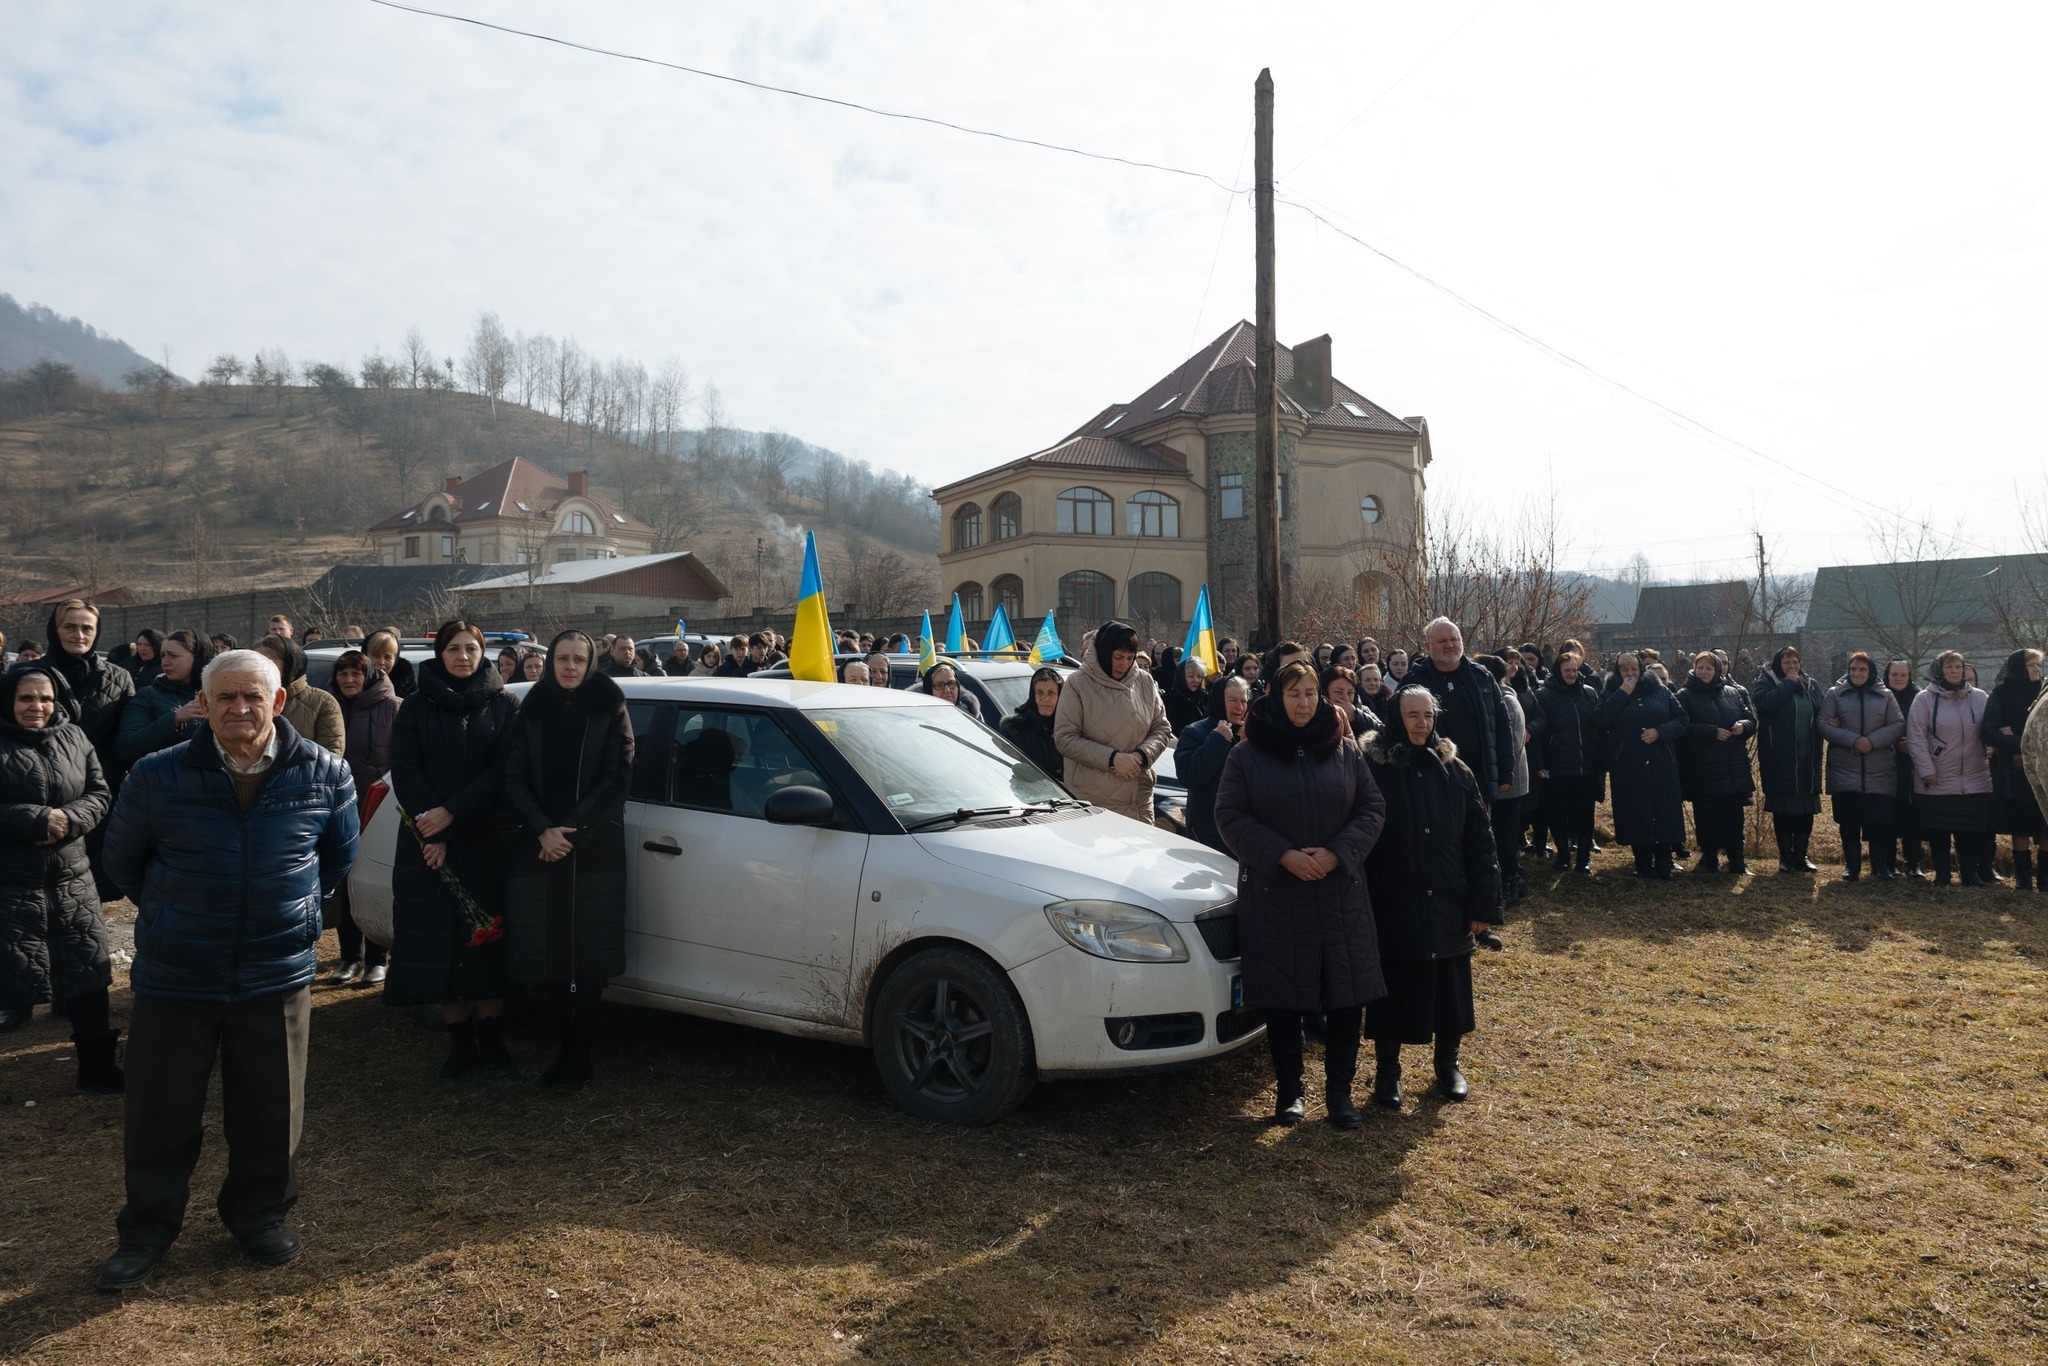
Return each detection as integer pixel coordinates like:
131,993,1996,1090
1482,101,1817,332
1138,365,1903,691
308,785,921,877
364,0,1247,193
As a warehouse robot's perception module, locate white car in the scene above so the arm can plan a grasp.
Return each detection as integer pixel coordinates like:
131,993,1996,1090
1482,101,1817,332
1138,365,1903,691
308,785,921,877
348,677,1258,1124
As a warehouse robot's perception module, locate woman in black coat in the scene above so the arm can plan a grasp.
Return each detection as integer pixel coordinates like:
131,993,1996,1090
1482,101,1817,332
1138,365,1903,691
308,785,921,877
1214,660,1388,1129
1531,653,1601,872
1677,652,1758,874
325,650,400,984
385,620,521,1083
1752,646,1826,874
1596,653,1689,879
1162,656,1211,735
1884,660,1925,876
121,629,164,689
1361,685,1501,1108
43,601,135,902
0,664,121,1091
504,632,635,1093
1983,648,2045,890
997,667,1064,783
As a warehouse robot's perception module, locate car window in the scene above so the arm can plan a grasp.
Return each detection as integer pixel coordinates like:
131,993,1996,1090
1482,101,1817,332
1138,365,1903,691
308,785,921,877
811,703,1067,825
977,673,1031,719
666,707,832,818
627,702,666,801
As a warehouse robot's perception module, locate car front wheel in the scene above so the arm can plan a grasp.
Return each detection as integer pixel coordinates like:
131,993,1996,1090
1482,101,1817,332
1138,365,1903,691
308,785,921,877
871,947,1036,1126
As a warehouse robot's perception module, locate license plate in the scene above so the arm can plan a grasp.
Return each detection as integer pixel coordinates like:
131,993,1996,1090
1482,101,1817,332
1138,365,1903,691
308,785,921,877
1230,974,1243,1009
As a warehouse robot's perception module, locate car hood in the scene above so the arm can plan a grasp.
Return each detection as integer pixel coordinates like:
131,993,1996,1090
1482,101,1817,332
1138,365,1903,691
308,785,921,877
914,811,1237,920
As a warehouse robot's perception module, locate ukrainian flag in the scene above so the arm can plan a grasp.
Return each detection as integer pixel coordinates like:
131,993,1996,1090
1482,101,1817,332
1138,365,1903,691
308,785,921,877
918,611,937,674
944,593,966,653
983,603,1017,655
1181,584,1220,678
1027,611,1064,665
789,531,836,683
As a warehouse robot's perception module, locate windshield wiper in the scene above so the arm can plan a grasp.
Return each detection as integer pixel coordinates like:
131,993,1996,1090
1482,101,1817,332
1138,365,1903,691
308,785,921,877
903,805,1031,832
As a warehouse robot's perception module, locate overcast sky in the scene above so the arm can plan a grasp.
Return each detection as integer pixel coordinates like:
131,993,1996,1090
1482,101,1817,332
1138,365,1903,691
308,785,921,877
5,1,2043,577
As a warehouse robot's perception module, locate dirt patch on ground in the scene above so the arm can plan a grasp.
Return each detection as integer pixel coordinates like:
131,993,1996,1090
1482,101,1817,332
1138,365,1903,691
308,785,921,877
3,858,2044,1364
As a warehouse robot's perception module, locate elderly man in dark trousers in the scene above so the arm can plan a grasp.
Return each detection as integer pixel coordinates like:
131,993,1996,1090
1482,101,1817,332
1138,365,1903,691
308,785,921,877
95,648,358,1291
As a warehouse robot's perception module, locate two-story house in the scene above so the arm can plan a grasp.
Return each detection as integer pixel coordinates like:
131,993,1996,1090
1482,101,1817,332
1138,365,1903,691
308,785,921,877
368,458,656,567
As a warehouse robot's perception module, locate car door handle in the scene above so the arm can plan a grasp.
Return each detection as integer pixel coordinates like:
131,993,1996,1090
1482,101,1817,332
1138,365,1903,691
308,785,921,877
642,840,681,857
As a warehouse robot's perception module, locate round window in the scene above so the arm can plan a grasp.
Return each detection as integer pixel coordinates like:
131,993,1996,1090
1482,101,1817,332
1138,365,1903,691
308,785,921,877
1360,495,1383,525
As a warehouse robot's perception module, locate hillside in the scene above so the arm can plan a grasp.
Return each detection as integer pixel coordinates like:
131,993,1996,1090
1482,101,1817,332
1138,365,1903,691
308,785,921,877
0,378,939,616
0,293,176,387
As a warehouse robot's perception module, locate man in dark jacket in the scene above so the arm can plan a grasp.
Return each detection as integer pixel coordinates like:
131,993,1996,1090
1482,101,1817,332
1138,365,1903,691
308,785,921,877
596,635,645,678
95,648,358,1292
1415,618,1515,802
1175,675,1250,851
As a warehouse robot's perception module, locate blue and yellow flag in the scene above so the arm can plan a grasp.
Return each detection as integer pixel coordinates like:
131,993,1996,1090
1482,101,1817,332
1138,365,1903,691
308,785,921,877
944,594,966,653
789,531,836,683
983,602,1017,655
1027,610,1064,665
1181,584,1219,678
917,610,937,674
674,617,687,638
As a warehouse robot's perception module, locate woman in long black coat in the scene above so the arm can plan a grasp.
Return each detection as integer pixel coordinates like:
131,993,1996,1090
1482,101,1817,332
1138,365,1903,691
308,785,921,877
1752,646,1826,873
385,620,521,1083
1596,653,1689,879
1677,653,1758,873
1885,660,1925,876
1360,686,1501,1109
1162,656,1211,735
1983,648,2045,890
997,667,1064,783
1531,653,1601,872
1214,660,1387,1129
504,631,635,1092
43,602,135,901
0,664,121,1091
325,650,399,984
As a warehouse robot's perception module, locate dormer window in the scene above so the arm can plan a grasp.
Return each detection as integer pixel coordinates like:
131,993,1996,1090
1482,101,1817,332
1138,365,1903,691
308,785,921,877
560,511,597,535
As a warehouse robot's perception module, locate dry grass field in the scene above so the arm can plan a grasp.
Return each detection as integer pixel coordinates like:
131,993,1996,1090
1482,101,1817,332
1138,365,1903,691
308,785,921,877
3,843,2044,1365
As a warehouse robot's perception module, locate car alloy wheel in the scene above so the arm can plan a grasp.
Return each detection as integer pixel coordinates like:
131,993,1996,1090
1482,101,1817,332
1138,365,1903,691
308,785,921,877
871,947,1035,1125
895,976,996,1102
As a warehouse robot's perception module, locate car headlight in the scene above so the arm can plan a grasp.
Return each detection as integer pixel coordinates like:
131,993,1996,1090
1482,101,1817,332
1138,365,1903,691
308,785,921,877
1045,901,1190,963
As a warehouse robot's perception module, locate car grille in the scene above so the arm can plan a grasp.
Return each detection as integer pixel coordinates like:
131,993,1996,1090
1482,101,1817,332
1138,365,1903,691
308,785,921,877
1194,905,1239,961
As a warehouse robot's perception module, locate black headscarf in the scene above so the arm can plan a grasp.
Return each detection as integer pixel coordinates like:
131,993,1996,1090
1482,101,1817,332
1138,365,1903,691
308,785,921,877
525,630,623,714
255,633,308,686
1991,650,2041,715
1093,621,1140,674
0,662,79,744
1244,667,1341,763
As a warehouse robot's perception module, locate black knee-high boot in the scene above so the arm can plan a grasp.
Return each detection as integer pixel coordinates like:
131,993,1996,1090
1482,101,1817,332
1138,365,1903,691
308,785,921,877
1264,1011,1306,1123
1633,846,1654,878
1324,1007,1363,1127
2016,849,2036,892
1433,1034,1469,1101
1842,829,1862,881
1370,1037,1403,1109
1979,836,2005,883
1931,833,1954,885
67,987,123,1094
1773,815,1795,873
1794,815,1818,872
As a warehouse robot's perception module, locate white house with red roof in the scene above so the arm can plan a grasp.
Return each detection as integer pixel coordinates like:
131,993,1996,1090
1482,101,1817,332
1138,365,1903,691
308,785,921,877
367,457,657,568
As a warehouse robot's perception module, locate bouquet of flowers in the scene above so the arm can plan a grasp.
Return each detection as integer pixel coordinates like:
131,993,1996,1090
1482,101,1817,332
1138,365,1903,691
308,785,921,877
400,807,504,948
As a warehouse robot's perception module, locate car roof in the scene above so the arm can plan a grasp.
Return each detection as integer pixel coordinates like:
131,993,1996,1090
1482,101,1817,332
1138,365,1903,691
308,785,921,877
609,676,956,711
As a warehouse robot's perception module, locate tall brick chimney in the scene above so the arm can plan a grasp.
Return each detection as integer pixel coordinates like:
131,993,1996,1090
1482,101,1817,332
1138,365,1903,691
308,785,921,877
444,476,462,494
567,470,589,498
1294,335,1333,410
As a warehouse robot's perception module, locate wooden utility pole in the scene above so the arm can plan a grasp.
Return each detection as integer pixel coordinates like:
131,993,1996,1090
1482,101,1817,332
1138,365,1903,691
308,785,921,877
1253,68,1283,649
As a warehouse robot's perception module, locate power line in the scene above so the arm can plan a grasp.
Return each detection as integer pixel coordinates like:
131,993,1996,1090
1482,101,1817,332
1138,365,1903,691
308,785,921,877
1281,0,1501,179
1272,191,2007,556
364,0,1247,194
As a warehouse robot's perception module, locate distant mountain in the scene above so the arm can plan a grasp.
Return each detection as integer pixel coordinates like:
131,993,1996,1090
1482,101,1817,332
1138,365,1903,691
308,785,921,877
0,292,180,386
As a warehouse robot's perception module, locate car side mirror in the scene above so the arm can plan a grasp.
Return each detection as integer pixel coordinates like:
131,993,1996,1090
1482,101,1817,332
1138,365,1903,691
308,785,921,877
763,785,836,827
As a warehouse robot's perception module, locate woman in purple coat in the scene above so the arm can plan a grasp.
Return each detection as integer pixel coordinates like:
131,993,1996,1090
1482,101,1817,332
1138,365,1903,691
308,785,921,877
1214,661,1387,1129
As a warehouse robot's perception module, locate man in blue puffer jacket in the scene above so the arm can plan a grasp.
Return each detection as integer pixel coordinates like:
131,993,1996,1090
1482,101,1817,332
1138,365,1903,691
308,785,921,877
94,648,358,1292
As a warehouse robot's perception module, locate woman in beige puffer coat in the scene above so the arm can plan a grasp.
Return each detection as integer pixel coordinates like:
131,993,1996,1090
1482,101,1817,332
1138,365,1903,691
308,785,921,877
1053,621,1173,824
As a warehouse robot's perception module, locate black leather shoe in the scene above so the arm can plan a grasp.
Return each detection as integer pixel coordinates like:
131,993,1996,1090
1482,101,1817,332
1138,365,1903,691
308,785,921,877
1369,1079,1402,1110
1436,1064,1470,1101
1728,859,1752,876
239,1222,303,1267
1326,1092,1363,1129
1272,1087,1306,1126
97,1244,166,1291
1551,852,1571,872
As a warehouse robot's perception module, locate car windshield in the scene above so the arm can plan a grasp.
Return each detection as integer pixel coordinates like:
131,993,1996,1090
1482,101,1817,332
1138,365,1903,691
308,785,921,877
812,703,1067,824
976,672,1033,719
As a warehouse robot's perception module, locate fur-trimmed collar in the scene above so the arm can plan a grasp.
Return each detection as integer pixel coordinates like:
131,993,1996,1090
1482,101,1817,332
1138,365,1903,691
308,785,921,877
1361,728,1459,767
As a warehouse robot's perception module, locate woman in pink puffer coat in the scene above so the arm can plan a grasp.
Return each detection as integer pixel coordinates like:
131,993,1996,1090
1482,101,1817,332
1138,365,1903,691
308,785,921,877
1906,650,1992,886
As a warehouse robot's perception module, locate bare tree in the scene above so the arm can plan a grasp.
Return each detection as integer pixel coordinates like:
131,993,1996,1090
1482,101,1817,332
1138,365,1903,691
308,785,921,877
400,326,432,389
181,511,223,599
552,337,586,428
1819,516,1974,674
69,529,125,599
838,540,932,621
1366,486,1594,652
648,358,689,455
460,312,513,417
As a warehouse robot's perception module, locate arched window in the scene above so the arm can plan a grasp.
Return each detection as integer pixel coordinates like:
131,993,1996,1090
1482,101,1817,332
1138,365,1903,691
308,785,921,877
992,574,1023,622
991,491,1022,541
1125,491,1180,538
1058,570,1117,623
1360,495,1383,525
953,502,983,550
954,581,984,621
560,510,597,535
1055,486,1112,536
427,505,447,524
1129,572,1181,623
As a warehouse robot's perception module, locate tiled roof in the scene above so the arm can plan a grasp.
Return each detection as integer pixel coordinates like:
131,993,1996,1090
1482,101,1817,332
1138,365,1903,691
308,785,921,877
1021,434,1187,474
307,564,519,614
368,457,653,535
1070,321,1421,442
1628,581,1750,633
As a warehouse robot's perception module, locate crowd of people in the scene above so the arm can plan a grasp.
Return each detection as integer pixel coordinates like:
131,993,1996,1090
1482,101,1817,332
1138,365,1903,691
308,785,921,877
2,595,2044,1288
